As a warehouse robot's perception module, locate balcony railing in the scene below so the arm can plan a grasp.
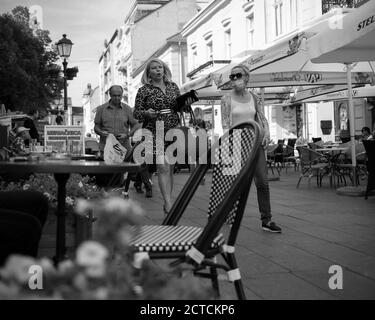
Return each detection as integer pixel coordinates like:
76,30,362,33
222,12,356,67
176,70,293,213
322,0,369,14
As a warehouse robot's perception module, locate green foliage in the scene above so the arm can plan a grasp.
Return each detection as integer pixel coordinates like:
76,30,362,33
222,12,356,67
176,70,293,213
0,6,63,113
0,173,99,207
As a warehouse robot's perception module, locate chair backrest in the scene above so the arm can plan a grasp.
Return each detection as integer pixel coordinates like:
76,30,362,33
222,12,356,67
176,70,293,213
363,140,375,173
283,145,294,157
165,121,263,253
297,146,323,166
198,121,263,251
277,139,285,145
266,144,277,156
308,142,322,150
287,138,297,148
312,137,322,143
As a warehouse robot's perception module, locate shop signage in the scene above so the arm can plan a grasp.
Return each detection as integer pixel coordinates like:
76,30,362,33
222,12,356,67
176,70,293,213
44,125,84,154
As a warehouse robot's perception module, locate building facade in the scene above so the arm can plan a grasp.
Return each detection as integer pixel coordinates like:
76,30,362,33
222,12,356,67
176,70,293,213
99,0,206,107
131,33,189,102
98,30,125,104
181,0,372,142
82,83,100,136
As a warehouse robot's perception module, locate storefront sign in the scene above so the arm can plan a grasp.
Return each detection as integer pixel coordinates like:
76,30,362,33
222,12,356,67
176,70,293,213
44,125,84,154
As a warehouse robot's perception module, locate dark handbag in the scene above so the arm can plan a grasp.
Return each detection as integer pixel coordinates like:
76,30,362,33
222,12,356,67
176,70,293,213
175,90,199,113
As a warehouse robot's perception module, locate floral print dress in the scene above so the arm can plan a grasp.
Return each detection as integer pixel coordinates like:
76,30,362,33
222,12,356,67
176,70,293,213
133,81,181,156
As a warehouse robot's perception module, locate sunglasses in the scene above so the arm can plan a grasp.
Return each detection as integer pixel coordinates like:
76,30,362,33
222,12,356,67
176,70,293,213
229,73,244,81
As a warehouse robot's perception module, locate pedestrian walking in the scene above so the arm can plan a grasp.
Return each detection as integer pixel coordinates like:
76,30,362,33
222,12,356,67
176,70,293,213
133,58,187,214
94,85,142,189
221,64,282,233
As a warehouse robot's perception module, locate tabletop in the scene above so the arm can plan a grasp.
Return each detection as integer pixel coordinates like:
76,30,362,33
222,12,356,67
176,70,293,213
0,159,139,174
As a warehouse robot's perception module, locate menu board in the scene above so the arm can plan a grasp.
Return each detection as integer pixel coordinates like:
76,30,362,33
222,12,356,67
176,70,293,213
44,125,84,154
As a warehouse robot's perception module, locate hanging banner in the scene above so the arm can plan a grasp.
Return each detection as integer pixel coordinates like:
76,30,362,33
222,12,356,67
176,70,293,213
44,125,85,154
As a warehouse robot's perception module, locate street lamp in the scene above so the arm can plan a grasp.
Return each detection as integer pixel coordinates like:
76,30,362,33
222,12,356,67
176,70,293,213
56,34,73,112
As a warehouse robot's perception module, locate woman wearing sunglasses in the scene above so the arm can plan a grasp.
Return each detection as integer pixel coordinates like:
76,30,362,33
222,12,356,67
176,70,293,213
221,64,281,233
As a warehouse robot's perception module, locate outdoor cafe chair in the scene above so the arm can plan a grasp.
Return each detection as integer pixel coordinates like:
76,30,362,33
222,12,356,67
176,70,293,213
287,138,297,148
296,146,330,188
312,137,322,143
363,140,375,199
332,142,366,187
130,121,263,300
267,144,282,175
282,144,299,172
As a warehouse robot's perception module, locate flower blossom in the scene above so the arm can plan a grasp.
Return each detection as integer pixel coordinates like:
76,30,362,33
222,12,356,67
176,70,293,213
0,255,37,284
65,196,74,206
103,198,143,217
74,198,92,216
76,241,108,278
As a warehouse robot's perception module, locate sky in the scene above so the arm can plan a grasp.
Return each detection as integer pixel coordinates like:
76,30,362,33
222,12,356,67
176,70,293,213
0,0,134,106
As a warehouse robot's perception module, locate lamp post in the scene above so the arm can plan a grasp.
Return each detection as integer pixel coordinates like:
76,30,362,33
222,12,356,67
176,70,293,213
56,34,73,115
54,34,73,264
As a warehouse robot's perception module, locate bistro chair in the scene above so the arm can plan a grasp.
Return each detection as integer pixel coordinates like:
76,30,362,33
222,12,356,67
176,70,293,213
282,144,299,172
287,138,297,148
363,140,375,199
130,121,264,300
267,144,282,175
333,142,365,187
312,137,322,143
296,146,329,188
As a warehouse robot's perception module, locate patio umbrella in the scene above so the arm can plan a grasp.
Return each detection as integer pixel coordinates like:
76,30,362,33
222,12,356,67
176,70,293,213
291,84,375,103
306,0,375,182
193,12,373,104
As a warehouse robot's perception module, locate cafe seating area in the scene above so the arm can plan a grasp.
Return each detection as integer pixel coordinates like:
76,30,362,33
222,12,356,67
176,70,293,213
266,136,372,191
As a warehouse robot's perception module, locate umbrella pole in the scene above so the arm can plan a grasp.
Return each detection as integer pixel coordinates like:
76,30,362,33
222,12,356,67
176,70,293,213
345,63,357,186
260,87,265,113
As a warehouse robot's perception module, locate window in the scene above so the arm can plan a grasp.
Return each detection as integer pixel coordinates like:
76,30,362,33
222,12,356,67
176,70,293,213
206,41,213,60
224,29,231,59
191,44,198,69
274,0,283,37
203,31,213,61
290,0,299,29
247,13,255,49
221,18,231,59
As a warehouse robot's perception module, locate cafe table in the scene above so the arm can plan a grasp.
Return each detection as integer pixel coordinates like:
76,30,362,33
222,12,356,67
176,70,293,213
0,158,139,264
316,147,348,187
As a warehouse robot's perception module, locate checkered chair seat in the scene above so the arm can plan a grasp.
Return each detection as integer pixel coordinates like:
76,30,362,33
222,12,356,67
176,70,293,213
131,225,225,253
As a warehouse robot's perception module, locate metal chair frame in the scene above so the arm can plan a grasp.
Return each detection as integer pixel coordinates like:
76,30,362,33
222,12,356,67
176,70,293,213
130,121,263,300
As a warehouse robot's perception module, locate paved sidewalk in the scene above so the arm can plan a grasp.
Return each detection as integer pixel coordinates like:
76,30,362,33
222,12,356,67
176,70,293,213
128,168,375,300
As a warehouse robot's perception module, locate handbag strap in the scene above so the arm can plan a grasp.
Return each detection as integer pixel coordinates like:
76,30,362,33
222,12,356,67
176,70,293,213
179,105,196,127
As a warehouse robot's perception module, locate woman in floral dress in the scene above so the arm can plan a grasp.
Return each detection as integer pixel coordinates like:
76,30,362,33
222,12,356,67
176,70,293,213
133,58,181,214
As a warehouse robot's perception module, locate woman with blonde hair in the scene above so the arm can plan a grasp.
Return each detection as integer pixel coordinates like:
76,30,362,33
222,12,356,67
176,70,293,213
221,64,281,233
133,58,181,214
